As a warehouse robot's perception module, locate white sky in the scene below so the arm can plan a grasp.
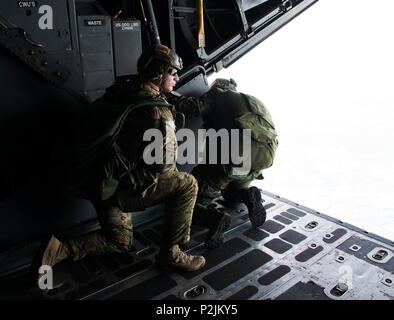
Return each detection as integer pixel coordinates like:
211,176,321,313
211,0,394,241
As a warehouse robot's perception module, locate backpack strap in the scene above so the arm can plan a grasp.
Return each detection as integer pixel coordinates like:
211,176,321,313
108,97,173,149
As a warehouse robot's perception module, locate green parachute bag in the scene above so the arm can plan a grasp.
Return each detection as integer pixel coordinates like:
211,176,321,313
68,96,173,205
205,89,278,182
233,93,278,145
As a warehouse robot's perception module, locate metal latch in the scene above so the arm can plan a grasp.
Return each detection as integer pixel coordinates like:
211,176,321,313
330,283,348,297
184,285,206,299
367,247,393,264
280,0,293,12
305,221,318,229
373,249,388,261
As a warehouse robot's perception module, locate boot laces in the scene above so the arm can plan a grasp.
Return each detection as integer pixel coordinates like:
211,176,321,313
171,246,195,264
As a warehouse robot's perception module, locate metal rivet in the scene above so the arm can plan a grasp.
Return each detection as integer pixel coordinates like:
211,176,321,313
350,244,361,252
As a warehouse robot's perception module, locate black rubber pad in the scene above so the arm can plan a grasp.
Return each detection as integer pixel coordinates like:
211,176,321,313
142,229,162,246
273,215,293,225
226,285,258,300
113,252,135,265
109,274,177,300
258,265,291,286
243,228,269,241
181,237,251,280
264,239,292,254
66,278,107,299
276,281,332,300
81,256,103,275
203,249,273,290
115,260,152,279
264,203,275,210
295,245,324,262
133,231,150,246
261,220,285,234
279,230,307,244
323,228,347,244
96,254,120,271
287,208,307,217
66,261,90,284
280,212,299,220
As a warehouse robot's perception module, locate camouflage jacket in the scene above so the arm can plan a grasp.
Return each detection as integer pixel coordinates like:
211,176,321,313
70,81,182,200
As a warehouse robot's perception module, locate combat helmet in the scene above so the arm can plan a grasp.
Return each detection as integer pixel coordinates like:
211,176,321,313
137,44,183,85
210,78,237,91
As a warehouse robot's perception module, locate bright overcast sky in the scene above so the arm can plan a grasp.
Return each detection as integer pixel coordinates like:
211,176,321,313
211,0,394,240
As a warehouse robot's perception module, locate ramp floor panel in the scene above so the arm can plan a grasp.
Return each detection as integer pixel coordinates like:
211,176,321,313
0,190,393,300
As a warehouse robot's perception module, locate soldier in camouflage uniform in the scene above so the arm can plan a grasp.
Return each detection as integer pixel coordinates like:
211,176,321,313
168,78,278,247
32,45,206,282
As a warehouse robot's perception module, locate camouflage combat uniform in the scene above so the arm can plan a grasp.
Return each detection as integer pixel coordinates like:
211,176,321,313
32,44,205,280
67,81,199,260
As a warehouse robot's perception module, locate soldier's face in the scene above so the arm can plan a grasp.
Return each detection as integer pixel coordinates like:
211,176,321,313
162,68,179,92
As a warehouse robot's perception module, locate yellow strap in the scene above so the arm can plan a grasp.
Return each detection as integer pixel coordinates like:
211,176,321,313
197,0,205,48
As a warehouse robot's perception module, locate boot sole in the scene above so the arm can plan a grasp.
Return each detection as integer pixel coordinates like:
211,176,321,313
245,187,266,228
204,214,232,249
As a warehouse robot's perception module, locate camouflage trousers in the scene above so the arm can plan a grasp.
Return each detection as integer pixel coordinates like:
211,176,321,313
192,164,252,196
67,170,197,261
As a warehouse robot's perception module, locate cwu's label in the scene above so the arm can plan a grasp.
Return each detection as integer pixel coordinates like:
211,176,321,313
17,1,37,8
84,19,106,27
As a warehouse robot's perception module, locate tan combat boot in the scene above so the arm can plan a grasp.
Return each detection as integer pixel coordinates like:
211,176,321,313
31,235,71,285
156,245,206,272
